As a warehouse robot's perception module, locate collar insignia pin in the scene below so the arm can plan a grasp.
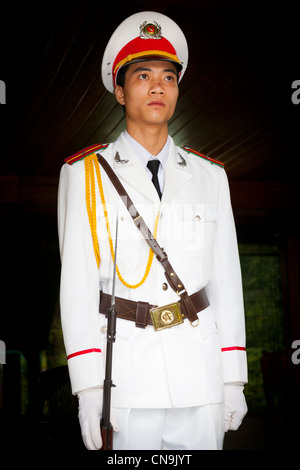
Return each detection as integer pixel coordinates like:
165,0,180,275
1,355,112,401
177,153,187,167
114,151,129,165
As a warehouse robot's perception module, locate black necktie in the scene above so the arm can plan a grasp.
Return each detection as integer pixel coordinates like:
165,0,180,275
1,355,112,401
147,160,162,199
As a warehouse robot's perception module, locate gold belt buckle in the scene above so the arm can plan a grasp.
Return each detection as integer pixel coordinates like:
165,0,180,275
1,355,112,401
150,301,184,331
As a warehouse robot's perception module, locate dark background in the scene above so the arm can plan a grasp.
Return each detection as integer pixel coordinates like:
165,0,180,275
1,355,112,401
0,0,299,452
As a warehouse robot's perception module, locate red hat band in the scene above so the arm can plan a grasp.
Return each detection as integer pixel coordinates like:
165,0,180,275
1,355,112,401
112,36,181,87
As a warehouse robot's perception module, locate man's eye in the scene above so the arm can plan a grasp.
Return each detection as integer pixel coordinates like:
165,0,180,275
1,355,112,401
138,73,148,80
165,75,175,82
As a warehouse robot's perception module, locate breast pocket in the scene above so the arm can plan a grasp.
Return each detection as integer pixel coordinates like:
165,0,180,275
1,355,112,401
182,204,217,256
202,204,218,256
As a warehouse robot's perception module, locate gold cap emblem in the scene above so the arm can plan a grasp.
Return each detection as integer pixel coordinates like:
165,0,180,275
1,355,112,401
140,21,162,39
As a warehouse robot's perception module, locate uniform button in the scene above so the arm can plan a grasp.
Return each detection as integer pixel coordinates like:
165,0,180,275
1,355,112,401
100,325,107,334
162,283,168,291
195,215,201,221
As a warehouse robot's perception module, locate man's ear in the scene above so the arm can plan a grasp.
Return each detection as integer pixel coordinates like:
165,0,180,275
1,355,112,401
115,85,125,105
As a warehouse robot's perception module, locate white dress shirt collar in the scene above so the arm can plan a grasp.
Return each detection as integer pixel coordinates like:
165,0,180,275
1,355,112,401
123,130,170,171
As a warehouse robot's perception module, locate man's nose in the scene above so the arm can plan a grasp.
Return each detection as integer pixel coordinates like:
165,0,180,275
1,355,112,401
149,81,165,94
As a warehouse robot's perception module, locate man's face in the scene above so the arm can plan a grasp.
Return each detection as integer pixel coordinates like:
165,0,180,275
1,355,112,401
115,60,179,128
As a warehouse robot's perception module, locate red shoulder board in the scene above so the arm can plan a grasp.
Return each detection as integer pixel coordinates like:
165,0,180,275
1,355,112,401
181,146,224,168
64,143,109,165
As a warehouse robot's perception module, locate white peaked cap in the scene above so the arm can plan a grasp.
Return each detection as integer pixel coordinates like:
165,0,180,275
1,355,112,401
101,11,188,93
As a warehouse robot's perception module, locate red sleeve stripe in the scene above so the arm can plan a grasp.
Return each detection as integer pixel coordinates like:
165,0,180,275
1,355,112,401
221,346,246,352
67,348,102,360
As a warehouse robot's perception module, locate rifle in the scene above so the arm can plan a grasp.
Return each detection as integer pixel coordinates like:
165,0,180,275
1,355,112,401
100,217,118,450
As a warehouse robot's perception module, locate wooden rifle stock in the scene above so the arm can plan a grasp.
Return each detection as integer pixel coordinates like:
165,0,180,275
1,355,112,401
100,422,113,450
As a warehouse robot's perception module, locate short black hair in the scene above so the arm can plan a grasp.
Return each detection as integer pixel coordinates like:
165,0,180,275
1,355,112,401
116,64,130,88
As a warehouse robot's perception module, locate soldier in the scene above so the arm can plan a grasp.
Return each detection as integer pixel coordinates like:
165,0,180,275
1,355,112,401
58,11,248,450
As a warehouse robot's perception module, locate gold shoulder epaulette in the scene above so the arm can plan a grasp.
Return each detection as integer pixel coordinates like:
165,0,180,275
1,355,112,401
181,146,224,168
64,143,109,165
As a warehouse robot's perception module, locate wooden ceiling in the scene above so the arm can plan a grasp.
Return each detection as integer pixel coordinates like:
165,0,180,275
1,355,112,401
0,0,299,221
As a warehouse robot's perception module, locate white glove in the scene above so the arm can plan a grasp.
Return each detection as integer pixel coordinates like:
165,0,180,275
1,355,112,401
78,388,119,450
223,383,247,432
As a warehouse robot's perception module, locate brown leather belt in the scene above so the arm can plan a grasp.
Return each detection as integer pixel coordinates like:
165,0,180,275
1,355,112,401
99,287,209,329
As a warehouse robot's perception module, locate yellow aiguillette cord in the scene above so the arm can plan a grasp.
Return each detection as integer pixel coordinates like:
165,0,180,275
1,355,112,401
85,153,159,289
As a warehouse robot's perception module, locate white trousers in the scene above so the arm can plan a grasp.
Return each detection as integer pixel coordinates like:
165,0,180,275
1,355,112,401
112,404,224,450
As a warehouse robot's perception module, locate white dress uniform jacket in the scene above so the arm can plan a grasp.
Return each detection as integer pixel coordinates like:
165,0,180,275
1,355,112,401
58,132,247,409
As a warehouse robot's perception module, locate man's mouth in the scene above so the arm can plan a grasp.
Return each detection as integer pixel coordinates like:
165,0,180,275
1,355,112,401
148,100,165,107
